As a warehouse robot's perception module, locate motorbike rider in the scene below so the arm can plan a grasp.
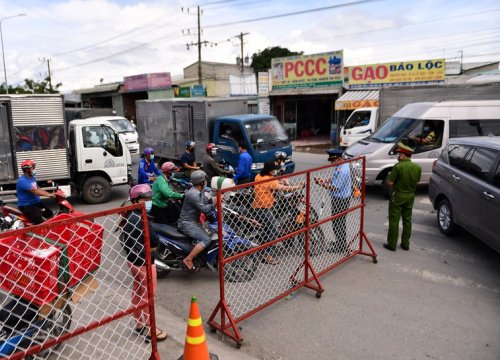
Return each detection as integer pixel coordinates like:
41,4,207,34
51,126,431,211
121,184,168,342
138,147,161,185
178,170,214,271
252,160,304,265
150,162,184,225
203,143,233,185
274,151,287,175
16,159,56,225
179,141,200,178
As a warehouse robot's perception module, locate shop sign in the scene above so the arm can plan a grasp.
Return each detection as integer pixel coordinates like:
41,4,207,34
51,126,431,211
345,59,445,88
258,97,270,115
191,84,207,97
124,72,172,92
258,72,270,96
335,99,379,110
271,51,343,89
176,87,191,97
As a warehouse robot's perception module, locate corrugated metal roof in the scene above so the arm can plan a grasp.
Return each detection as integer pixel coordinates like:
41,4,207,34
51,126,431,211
335,90,379,110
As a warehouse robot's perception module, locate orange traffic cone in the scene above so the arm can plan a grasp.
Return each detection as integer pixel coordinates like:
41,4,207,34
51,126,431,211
178,296,219,360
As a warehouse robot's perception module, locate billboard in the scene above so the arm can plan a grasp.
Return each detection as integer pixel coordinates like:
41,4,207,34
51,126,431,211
271,51,343,89
344,59,445,88
258,72,270,96
123,72,172,92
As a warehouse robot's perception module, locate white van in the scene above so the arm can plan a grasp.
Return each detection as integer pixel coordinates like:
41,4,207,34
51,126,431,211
96,116,140,154
344,100,500,196
340,107,378,147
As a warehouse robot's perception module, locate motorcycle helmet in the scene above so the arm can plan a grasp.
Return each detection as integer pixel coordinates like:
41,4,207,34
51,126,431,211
190,170,207,185
130,184,154,201
21,159,36,171
161,161,178,173
143,147,154,156
206,143,218,155
185,141,196,148
210,176,235,191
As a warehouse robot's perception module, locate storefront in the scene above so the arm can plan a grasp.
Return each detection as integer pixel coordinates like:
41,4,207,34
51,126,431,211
268,51,343,139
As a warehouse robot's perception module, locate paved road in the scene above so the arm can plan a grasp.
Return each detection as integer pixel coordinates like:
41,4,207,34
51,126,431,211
71,152,500,360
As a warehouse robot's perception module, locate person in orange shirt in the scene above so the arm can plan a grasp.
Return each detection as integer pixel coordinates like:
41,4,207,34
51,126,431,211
252,160,304,264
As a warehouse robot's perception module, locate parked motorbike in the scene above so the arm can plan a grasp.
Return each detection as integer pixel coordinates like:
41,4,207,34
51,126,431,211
152,209,259,283
0,189,80,231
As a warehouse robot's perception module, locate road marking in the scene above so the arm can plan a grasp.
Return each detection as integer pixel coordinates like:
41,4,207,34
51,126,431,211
394,264,500,294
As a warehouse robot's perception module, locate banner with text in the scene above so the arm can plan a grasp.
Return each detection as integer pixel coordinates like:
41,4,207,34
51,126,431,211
344,59,445,88
271,51,343,89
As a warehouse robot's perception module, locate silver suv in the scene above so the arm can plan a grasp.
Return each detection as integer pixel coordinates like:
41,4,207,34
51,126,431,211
429,136,500,252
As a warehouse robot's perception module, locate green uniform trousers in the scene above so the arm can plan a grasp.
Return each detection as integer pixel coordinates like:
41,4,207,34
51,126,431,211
387,191,415,249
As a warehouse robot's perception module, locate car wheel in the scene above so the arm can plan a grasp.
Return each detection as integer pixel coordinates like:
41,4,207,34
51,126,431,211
437,199,458,236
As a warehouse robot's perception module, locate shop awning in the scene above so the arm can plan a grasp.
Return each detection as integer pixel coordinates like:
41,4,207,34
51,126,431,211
335,90,379,110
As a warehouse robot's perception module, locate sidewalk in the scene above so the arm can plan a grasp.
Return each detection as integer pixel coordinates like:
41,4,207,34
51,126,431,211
291,135,334,154
155,305,258,360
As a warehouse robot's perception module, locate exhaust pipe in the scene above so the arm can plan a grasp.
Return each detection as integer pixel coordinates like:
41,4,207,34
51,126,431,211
154,259,172,271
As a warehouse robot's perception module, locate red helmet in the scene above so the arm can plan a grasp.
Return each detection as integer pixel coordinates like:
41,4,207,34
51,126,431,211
206,143,218,153
21,159,36,171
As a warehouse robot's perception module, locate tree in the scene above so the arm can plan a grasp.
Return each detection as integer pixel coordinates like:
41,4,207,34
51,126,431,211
250,46,303,72
0,76,62,94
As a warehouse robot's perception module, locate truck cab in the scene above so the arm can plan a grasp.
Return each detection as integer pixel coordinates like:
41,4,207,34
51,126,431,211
340,107,378,148
213,114,294,179
68,119,132,203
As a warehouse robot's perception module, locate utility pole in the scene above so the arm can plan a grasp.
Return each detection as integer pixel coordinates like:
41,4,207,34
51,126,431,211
234,32,249,73
183,6,217,86
39,57,52,92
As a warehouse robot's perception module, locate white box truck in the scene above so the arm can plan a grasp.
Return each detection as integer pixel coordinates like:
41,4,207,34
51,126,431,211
0,94,131,204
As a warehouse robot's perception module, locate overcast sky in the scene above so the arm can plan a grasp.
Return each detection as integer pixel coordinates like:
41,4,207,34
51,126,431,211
1,0,499,92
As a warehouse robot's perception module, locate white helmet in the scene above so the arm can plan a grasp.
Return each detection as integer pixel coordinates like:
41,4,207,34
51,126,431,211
211,176,235,191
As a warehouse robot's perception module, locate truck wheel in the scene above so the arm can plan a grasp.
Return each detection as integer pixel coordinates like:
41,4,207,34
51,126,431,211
82,176,111,204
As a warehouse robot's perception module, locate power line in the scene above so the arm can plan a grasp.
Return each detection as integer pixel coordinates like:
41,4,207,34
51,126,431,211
204,0,381,28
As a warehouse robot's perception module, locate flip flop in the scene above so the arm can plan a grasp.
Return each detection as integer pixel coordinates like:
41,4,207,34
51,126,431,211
146,328,168,342
181,260,200,272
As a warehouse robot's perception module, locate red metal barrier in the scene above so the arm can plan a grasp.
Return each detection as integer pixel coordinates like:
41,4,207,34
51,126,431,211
0,204,160,360
208,157,377,347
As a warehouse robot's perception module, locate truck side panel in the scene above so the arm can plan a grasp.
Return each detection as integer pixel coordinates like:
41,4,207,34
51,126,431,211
0,95,70,184
0,102,15,182
379,83,500,126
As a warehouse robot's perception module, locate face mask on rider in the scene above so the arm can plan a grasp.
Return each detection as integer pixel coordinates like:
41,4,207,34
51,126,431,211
423,126,430,132
145,200,152,213
149,155,155,161
31,169,37,176
211,149,217,156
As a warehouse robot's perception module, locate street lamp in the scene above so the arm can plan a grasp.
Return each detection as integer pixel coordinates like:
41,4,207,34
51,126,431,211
1,13,26,94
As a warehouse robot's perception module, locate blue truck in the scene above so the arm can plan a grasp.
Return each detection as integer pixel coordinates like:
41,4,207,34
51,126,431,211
136,98,294,179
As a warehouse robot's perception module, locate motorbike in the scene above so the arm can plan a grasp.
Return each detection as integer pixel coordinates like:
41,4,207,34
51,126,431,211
0,296,72,359
0,188,80,232
152,208,259,283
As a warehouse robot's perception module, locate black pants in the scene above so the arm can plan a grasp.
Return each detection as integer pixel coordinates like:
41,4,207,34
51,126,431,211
150,203,181,225
330,197,350,248
19,202,53,225
237,177,251,185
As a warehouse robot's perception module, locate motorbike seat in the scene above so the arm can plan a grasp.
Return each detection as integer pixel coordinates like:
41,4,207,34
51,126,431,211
151,223,192,242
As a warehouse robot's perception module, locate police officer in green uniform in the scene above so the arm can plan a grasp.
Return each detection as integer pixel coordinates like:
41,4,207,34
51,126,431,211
384,142,422,251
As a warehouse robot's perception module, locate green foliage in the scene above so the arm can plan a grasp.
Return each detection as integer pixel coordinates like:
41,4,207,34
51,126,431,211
250,46,303,72
0,76,62,94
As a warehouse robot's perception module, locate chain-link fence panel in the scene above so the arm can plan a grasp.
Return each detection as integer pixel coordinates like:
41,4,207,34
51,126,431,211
209,157,377,346
0,204,160,360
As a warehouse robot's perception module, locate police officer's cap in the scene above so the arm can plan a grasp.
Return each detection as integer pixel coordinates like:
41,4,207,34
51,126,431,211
396,142,414,155
326,148,343,159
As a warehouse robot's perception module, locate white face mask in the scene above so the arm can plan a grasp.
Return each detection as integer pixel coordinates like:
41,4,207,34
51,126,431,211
31,170,37,176
149,155,155,161
145,200,152,213
211,149,217,156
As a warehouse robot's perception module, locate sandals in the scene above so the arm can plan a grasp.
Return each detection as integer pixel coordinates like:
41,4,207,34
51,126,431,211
182,259,200,272
135,326,168,343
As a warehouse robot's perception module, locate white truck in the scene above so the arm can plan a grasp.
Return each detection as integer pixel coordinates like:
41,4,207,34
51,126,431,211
339,107,378,147
0,94,131,204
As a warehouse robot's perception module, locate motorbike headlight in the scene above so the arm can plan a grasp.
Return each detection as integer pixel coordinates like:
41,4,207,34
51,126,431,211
251,162,264,170
286,155,292,163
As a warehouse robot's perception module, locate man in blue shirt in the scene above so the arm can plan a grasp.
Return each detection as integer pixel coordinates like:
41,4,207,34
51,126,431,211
233,142,252,185
314,149,352,253
138,147,161,185
179,141,200,178
16,159,56,225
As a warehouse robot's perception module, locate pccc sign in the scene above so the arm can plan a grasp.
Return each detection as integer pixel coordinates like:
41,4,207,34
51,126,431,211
271,51,343,90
